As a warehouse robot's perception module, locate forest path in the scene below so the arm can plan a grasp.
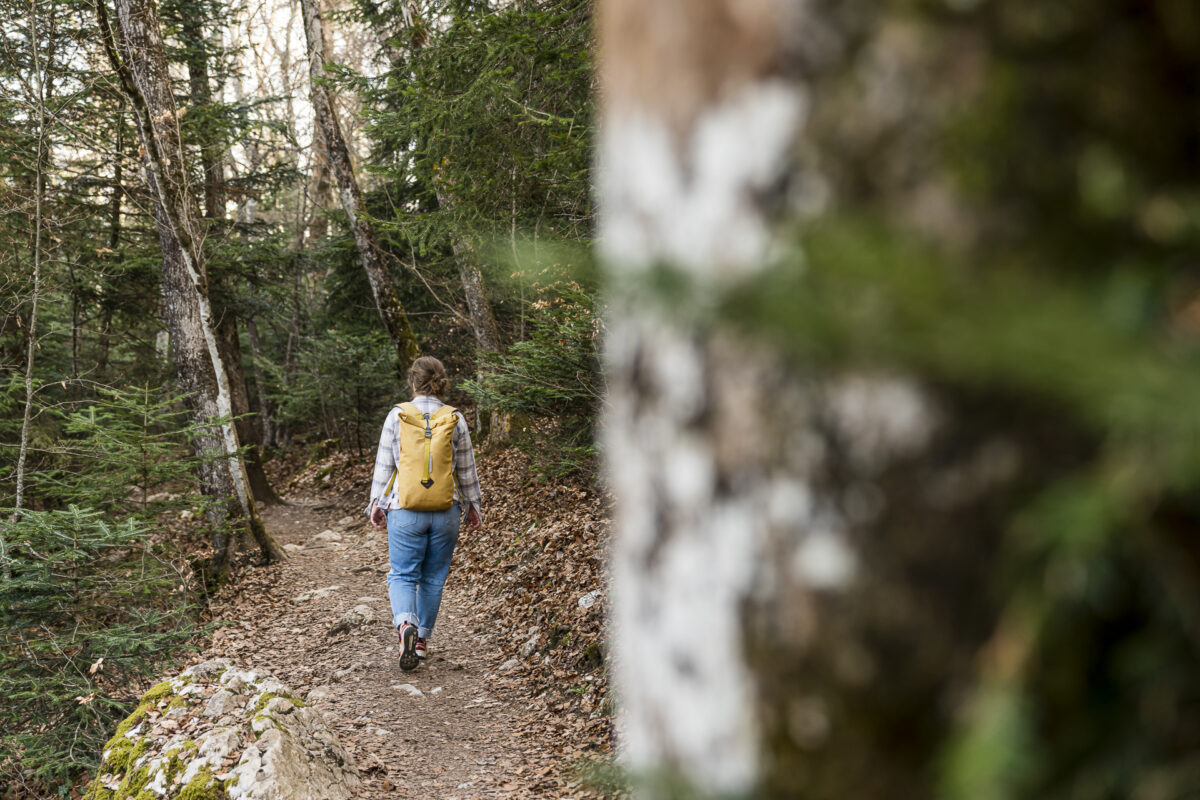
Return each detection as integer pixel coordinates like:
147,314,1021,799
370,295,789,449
200,498,574,799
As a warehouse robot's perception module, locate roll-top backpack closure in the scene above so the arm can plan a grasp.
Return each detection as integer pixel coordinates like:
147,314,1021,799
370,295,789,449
384,403,459,511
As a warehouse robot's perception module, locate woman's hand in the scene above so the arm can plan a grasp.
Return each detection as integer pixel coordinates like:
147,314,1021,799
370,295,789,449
464,505,481,531
370,501,386,530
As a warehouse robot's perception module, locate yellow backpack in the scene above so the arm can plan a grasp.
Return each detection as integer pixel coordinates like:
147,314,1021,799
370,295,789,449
384,403,459,511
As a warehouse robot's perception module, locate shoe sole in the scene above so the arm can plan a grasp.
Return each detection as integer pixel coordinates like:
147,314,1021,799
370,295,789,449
399,626,419,671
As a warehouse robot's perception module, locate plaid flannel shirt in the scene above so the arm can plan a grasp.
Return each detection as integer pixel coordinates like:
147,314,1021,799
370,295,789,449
365,395,483,517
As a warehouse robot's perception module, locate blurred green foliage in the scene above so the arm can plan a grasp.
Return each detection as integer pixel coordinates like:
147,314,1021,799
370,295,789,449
733,221,1200,798
740,0,1200,793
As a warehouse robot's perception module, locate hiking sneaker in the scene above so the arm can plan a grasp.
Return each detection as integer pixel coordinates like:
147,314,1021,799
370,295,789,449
415,637,427,659
398,622,419,671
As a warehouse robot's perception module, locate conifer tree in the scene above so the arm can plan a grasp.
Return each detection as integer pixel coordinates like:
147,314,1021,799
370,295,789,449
0,388,204,790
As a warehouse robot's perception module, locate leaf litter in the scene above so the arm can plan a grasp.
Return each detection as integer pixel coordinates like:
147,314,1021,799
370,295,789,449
189,445,618,799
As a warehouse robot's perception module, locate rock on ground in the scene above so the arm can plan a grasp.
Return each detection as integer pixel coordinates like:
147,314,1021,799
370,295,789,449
327,604,379,635
84,658,360,800
294,585,342,603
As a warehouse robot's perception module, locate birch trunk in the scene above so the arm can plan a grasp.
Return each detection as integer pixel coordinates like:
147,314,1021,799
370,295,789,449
598,3,1020,798
598,0,826,793
298,0,420,368
96,0,285,570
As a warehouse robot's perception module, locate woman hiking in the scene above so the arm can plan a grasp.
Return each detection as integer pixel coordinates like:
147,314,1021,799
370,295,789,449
366,356,483,671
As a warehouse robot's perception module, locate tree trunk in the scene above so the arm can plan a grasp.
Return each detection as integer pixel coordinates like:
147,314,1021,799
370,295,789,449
96,0,285,572
245,315,275,449
430,188,502,353
182,14,278,501
98,105,123,379
96,304,114,379
279,259,302,448
7,0,49,581
598,4,1041,799
431,185,506,441
216,309,281,504
598,0,817,794
298,0,420,369
181,16,224,219
401,5,503,438
457,250,508,442
70,265,80,378
110,102,124,250
308,122,332,242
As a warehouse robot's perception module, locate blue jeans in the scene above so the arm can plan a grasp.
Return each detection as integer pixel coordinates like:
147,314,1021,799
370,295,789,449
386,504,460,638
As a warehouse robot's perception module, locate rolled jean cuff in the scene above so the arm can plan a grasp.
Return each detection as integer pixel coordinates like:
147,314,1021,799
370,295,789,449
418,626,432,639
394,612,418,629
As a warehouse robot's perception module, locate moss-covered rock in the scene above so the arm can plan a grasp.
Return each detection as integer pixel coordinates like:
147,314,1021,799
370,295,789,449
177,768,222,800
250,690,306,716
84,659,359,800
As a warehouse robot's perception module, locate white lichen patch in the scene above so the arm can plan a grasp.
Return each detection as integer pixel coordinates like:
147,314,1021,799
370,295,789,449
83,659,359,800
599,80,806,280
792,527,858,590
824,374,938,472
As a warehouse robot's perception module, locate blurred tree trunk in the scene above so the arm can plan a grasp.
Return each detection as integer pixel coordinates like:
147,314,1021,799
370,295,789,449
299,0,420,369
599,0,867,795
598,3,1035,799
96,0,285,576
597,0,806,785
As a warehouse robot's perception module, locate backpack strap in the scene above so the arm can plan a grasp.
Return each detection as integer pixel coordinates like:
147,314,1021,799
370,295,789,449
431,406,460,497
384,403,417,498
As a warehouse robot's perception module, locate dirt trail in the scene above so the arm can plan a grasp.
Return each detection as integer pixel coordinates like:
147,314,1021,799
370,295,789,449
199,498,586,799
